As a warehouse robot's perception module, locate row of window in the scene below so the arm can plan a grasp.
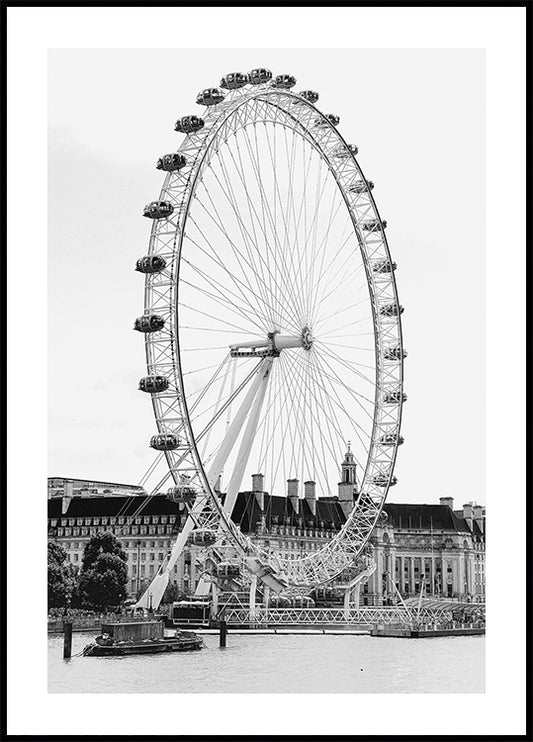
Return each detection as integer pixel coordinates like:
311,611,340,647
61,539,175,551
133,552,165,562
50,515,177,527
257,525,337,538
127,562,192,579
260,540,326,551
53,525,176,538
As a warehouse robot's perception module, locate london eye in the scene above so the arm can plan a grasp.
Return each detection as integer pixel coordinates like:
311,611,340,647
133,68,405,608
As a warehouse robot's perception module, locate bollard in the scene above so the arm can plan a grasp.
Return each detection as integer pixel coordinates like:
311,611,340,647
63,621,73,659
219,619,227,648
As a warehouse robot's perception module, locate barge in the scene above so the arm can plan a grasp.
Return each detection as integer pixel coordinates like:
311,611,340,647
371,625,485,638
82,620,203,656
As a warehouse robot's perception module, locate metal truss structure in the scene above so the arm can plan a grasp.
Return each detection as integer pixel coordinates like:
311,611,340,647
134,70,405,608
221,604,482,627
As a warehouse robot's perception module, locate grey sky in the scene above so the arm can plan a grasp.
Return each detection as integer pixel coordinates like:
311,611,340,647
48,48,485,505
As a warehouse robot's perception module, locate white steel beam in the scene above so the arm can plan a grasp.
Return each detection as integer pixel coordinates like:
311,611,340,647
206,358,269,487
222,358,273,517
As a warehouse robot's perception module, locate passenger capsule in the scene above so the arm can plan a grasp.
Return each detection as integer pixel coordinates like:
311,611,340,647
348,180,374,194
143,201,174,219
216,563,240,579
138,375,169,393
174,115,205,134
156,153,186,172
380,302,404,317
188,529,217,546
313,113,339,128
134,315,165,333
167,485,196,505
298,90,319,104
135,255,167,274
379,432,404,446
248,67,272,85
383,345,407,361
220,72,249,89
333,143,358,158
149,433,181,451
372,473,398,487
362,218,387,231
272,74,296,89
196,88,225,106
372,259,396,274
383,389,407,404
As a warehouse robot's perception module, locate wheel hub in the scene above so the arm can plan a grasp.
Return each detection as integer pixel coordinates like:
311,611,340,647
230,327,314,357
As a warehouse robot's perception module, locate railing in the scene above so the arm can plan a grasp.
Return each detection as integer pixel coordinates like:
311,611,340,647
221,603,486,626
224,606,427,626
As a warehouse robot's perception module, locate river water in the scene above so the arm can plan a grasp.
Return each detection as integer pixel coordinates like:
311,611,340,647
48,631,484,693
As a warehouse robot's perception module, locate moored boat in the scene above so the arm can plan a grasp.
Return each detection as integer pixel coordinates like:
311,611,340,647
82,620,203,656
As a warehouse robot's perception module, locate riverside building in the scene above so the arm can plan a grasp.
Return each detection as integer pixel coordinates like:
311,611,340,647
47,458,485,603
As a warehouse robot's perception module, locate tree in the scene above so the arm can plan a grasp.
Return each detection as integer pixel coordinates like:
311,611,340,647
78,532,128,611
48,540,77,610
81,531,127,571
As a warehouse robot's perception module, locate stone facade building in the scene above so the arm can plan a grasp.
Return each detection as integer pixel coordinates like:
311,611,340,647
48,462,485,603
364,498,486,605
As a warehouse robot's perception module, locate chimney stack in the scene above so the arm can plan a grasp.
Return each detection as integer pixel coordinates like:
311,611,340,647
473,504,484,533
252,473,264,511
304,480,316,515
287,478,299,515
463,502,474,529
62,479,73,515
439,496,454,510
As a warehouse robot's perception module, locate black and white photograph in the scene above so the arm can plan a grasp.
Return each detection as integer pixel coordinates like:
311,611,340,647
4,3,528,739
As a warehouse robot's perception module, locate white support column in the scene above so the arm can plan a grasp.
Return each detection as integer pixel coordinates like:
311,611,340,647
249,574,258,621
344,586,351,620
206,359,269,487
133,361,268,612
223,359,274,517
211,582,219,618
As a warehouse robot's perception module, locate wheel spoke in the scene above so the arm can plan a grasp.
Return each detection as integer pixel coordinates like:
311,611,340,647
138,86,404,592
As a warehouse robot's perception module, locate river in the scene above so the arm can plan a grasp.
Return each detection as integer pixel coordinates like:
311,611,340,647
48,630,484,693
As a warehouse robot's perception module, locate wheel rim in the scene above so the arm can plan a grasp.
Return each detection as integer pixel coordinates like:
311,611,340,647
142,83,405,587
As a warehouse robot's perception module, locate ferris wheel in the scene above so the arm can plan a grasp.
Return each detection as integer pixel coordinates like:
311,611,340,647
134,68,405,606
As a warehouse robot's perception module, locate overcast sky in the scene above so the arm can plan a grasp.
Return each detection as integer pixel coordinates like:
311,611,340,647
48,48,485,506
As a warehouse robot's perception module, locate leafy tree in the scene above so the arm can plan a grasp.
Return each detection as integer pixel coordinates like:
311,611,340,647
48,540,68,608
65,563,82,608
81,531,127,571
78,532,128,611
48,540,77,610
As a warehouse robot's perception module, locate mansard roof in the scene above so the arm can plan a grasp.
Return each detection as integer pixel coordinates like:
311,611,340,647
48,493,481,538
382,503,471,532
231,491,346,532
48,494,181,518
